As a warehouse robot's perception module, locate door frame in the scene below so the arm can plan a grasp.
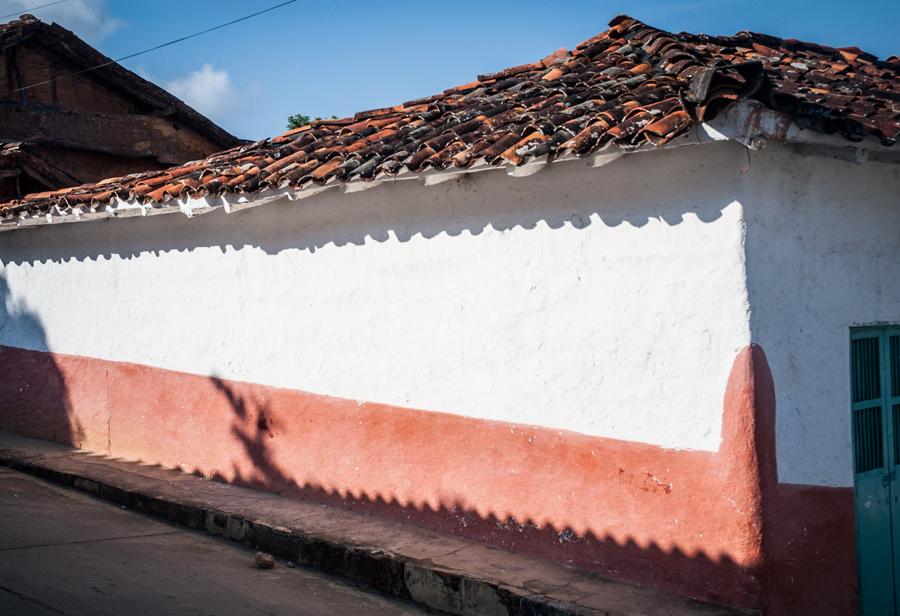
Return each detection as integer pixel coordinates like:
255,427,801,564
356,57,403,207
851,324,900,615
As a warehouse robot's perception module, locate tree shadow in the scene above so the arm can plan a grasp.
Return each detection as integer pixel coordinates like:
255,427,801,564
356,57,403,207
0,272,79,447
198,340,856,616
210,376,297,491
205,374,760,611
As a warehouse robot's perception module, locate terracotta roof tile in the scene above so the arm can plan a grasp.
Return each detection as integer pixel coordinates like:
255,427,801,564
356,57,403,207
3,15,898,221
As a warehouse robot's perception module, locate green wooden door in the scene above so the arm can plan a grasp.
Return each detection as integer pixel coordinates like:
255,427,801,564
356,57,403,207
852,327,900,615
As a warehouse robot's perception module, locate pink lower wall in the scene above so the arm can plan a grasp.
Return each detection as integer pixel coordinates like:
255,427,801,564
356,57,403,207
0,343,854,613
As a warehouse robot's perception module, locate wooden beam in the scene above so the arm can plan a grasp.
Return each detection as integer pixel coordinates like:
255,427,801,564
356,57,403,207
1,107,222,163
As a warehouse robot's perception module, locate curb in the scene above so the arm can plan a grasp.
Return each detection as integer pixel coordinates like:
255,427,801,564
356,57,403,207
0,436,758,616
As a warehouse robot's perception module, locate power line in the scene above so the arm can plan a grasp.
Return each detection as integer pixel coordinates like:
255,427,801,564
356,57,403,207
1,0,68,21
8,0,299,95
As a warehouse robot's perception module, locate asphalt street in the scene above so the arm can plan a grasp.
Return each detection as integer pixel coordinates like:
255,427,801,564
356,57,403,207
0,467,426,615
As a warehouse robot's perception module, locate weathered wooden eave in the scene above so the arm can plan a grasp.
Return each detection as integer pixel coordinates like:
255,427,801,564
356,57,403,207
1,18,244,150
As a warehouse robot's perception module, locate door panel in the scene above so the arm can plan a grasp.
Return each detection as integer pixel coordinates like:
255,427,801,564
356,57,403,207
856,469,894,616
891,335,900,398
852,330,897,615
890,333,900,615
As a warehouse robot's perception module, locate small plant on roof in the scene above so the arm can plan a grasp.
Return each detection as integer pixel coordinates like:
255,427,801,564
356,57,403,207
286,114,311,129
286,114,339,130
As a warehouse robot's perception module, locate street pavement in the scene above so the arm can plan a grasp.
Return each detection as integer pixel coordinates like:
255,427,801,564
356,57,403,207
0,468,426,615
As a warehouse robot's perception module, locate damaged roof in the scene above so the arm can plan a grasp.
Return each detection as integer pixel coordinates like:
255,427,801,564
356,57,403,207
2,14,898,223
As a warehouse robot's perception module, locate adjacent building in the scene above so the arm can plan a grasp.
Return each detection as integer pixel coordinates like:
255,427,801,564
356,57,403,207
0,15,898,616
0,14,242,201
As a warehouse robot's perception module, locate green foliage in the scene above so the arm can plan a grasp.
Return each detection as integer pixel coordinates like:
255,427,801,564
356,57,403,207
286,114,340,130
286,114,311,129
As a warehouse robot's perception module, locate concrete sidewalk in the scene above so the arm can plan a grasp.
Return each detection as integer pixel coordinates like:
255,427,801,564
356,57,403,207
0,432,757,616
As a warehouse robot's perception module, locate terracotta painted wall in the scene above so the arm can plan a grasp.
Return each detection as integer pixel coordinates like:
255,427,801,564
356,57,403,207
0,342,772,609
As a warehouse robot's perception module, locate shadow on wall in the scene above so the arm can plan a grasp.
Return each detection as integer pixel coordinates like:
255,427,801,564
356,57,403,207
0,322,856,615
0,140,859,614
201,347,854,616
206,374,761,610
0,141,745,265
0,273,78,445
210,376,298,490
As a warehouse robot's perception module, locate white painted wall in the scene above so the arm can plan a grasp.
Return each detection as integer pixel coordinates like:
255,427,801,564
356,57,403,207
743,143,900,487
0,142,752,451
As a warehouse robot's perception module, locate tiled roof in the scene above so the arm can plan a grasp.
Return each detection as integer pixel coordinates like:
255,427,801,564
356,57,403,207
2,15,898,222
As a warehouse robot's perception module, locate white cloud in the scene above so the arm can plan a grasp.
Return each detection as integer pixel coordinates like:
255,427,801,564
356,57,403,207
0,0,126,43
164,64,239,122
134,65,153,81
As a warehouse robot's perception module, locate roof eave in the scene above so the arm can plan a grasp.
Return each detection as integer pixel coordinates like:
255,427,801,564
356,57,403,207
12,20,244,149
3,100,897,233
698,99,900,165
0,144,635,232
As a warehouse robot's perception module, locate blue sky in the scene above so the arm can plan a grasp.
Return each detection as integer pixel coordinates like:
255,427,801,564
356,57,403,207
3,0,897,140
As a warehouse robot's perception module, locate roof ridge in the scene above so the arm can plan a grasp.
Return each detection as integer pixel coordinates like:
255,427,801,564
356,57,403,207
606,14,892,67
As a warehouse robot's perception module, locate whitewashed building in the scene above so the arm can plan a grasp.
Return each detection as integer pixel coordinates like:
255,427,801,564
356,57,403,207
1,16,898,615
